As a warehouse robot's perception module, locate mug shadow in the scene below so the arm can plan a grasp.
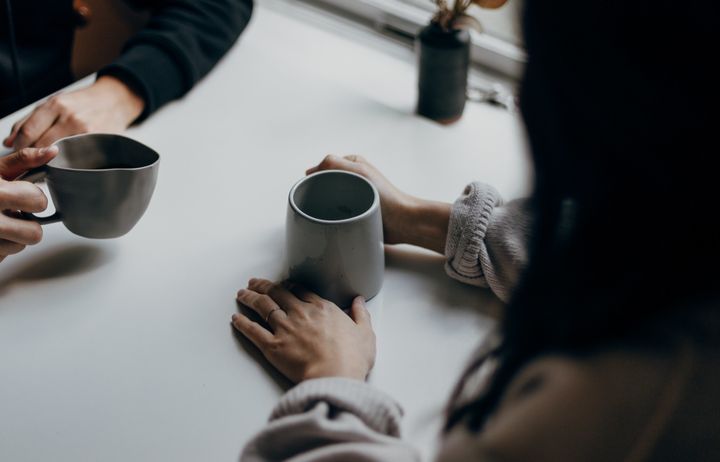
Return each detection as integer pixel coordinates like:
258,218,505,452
0,243,116,297
385,245,503,321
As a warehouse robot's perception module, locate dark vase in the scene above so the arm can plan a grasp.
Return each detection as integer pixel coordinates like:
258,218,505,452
416,22,471,124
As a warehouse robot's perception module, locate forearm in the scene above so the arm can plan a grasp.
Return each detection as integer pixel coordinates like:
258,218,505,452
100,0,253,120
397,197,451,255
391,183,532,302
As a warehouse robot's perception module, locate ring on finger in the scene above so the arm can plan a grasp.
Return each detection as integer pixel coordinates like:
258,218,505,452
265,307,283,324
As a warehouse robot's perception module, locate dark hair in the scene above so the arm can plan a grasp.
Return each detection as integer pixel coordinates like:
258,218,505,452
447,0,720,431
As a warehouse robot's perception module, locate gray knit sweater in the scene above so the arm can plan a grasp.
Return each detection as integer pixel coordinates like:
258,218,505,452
240,183,706,461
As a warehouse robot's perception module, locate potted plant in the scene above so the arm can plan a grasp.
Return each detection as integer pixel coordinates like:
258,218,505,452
416,0,509,124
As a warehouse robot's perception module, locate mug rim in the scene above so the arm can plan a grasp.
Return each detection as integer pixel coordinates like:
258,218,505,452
48,133,160,172
289,169,380,225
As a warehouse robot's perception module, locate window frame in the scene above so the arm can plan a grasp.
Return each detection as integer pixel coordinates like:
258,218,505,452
296,0,527,79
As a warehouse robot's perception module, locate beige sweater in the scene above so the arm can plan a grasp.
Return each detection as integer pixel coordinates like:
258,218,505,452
240,183,719,462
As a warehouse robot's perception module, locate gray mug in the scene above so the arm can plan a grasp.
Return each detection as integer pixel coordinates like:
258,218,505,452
286,170,384,308
20,133,160,239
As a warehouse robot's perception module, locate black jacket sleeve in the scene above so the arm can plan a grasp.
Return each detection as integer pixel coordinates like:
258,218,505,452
97,0,253,122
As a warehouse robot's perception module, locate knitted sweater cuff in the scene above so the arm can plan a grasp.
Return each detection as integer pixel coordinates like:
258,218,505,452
270,378,405,437
444,182,503,286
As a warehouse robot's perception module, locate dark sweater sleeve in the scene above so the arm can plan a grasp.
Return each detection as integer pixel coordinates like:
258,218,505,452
98,0,253,122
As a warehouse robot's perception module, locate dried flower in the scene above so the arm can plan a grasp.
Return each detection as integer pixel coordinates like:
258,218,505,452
471,0,509,9
432,0,508,30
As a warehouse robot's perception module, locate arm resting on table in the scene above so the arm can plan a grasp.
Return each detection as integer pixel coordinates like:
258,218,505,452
241,378,420,462
99,0,254,122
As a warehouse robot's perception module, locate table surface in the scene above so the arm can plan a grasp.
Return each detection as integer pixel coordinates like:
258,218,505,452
0,1,530,460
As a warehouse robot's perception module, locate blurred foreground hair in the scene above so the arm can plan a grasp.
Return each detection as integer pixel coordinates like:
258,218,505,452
447,0,720,431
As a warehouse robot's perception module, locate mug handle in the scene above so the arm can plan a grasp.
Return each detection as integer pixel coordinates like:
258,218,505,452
15,166,63,225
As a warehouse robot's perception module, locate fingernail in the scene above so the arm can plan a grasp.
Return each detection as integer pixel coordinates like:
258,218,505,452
231,314,238,321
237,289,246,298
248,278,257,286
39,146,58,155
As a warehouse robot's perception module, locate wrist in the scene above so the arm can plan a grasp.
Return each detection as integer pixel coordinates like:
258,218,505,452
94,75,145,125
401,197,451,254
301,362,369,383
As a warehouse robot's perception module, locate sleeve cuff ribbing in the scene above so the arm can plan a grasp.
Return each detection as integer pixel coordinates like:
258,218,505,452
271,378,405,437
444,182,503,287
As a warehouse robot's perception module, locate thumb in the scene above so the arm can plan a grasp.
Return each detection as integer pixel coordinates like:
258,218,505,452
0,146,58,180
349,296,371,327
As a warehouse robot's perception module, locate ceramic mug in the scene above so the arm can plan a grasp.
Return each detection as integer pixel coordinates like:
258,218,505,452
20,133,160,239
286,170,384,308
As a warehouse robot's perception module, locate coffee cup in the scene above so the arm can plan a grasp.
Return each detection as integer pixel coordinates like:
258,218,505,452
20,133,160,239
286,170,384,308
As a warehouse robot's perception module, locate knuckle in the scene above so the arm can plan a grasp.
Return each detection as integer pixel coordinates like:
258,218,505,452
48,96,65,111
32,187,48,211
259,293,275,307
273,316,290,330
321,154,337,167
27,223,43,244
250,278,272,293
267,338,284,352
18,125,34,139
17,147,34,162
67,114,89,132
295,309,310,321
267,283,284,299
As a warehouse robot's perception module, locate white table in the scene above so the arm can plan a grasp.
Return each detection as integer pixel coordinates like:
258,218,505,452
0,1,530,460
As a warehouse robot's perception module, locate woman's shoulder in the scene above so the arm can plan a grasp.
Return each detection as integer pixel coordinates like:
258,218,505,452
442,340,719,462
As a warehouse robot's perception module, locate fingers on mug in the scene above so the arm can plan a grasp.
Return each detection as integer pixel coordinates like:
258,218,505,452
16,165,62,224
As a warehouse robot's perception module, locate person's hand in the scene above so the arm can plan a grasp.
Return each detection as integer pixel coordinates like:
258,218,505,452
3,76,144,149
307,154,452,254
232,278,376,384
0,146,58,262
307,155,416,245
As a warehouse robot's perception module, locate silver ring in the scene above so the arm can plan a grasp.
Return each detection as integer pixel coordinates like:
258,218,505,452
265,307,282,324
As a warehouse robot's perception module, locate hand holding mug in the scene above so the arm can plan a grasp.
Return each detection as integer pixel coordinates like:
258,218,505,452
21,134,160,239
0,146,58,262
307,155,414,245
233,278,376,384
307,155,452,255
